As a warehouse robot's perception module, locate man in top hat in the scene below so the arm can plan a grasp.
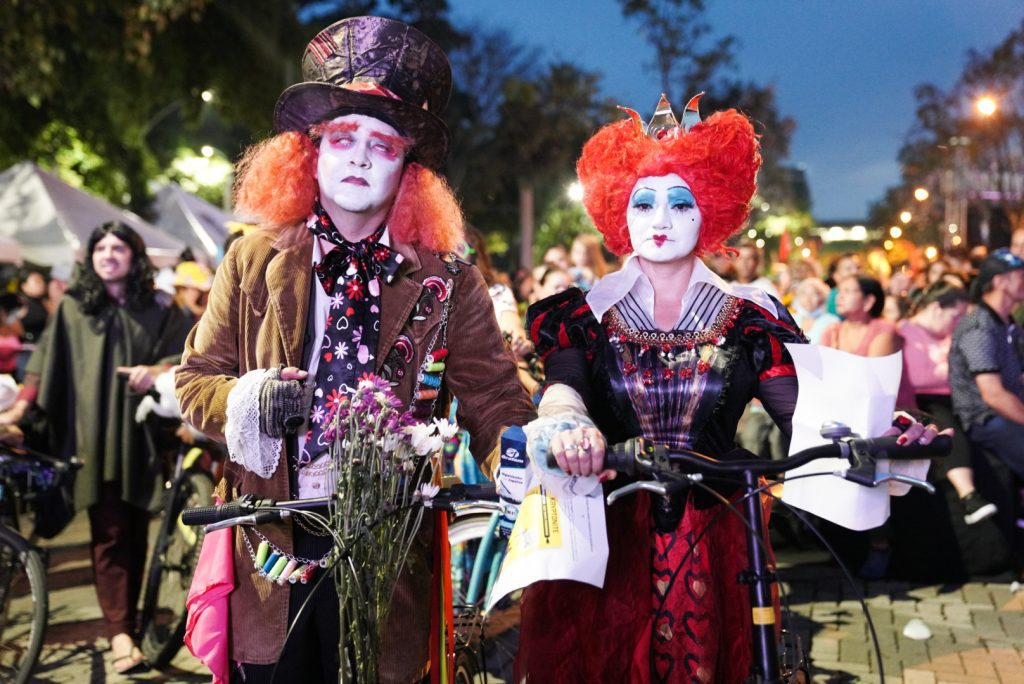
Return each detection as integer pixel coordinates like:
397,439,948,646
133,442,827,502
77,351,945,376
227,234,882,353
949,248,1024,480
176,16,534,683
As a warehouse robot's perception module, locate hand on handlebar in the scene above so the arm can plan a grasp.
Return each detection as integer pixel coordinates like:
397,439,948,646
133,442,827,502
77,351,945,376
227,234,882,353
882,413,953,447
549,427,616,481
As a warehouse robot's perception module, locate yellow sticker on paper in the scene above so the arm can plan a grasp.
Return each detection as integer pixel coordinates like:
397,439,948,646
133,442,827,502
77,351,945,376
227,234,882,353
505,486,562,561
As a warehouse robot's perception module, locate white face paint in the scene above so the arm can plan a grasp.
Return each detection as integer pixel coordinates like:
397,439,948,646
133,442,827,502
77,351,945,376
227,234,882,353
317,114,406,220
626,174,702,262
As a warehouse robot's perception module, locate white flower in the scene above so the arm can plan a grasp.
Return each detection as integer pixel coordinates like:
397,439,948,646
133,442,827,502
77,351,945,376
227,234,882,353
416,483,440,501
382,432,404,453
403,422,444,456
432,418,459,440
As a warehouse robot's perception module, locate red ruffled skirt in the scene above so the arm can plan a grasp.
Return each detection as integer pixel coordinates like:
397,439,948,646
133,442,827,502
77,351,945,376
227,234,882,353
516,492,773,683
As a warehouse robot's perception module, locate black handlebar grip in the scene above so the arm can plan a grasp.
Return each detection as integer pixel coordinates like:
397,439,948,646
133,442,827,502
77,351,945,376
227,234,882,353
461,483,498,501
857,434,952,460
181,499,252,526
602,442,636,476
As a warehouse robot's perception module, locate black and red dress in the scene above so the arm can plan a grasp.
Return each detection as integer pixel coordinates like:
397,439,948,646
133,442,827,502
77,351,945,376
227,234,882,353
519,270,805,683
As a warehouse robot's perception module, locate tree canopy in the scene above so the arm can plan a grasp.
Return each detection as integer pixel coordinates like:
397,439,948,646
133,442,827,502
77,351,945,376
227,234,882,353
874,19,1024,248
2,0,800,268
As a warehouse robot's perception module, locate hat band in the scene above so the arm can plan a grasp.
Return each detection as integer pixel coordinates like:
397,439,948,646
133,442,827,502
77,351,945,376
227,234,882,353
343,81,404,102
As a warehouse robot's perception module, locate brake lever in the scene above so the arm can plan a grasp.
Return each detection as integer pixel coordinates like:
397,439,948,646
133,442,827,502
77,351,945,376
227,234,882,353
203,509,290,533
606,475,702,506
869,472,936,494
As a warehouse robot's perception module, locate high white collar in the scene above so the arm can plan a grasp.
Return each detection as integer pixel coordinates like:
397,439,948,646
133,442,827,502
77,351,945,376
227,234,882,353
586,254,780,326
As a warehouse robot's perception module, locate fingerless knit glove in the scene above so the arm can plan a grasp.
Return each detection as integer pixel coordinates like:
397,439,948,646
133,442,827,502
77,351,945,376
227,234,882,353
258,367,307,438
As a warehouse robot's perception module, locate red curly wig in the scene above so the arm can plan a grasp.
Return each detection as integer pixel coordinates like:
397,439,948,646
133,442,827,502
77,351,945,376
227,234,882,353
233,131,463,253
576,108,761,257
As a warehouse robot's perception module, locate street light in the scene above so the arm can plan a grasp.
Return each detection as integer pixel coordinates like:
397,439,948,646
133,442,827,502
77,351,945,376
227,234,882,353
566,181,583,202
975,95,998,117
899,211,912,224
913,187,929,202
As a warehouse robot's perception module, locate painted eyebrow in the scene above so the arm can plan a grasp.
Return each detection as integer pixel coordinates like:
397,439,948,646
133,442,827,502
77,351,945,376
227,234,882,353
369,131,414,154
317,121,360,135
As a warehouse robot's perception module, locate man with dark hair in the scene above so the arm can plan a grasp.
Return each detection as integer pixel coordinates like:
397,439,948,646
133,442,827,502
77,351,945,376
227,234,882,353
175,16,534,683
949,248,1024,479
0,222,190,675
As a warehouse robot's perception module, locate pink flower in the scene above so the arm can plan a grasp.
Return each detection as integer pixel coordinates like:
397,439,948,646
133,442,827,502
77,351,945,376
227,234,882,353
325,388,344,411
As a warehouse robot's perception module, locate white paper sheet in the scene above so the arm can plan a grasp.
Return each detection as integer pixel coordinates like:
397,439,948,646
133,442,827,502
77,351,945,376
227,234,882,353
780,344,903,531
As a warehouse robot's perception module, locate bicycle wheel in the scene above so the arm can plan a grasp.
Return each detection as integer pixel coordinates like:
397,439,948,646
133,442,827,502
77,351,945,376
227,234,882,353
0,528,47,684
447,513,517,683
452,645,480,684
448,513,500,608
140,472,214,667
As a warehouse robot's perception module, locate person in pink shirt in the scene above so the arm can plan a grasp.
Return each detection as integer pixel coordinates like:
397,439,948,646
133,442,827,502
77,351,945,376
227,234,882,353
898,282,996,524
820,276,899,356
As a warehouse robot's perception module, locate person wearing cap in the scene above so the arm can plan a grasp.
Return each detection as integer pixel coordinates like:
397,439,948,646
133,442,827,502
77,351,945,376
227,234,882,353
171,260,214,326
175,16,534,683
949,248,1024,481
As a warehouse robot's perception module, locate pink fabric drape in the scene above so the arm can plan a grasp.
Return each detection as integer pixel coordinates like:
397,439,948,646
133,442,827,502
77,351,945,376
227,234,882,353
184,506,234,684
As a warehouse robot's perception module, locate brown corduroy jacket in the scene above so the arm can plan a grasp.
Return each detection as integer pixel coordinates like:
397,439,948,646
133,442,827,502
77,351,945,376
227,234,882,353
175,229,535,682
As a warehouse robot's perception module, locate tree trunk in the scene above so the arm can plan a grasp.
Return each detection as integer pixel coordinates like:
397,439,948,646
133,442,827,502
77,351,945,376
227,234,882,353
518,179,534,269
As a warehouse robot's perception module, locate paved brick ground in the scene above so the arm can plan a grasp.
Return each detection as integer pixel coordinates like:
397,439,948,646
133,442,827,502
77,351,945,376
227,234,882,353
26,513,1024,683
779,553,1024,683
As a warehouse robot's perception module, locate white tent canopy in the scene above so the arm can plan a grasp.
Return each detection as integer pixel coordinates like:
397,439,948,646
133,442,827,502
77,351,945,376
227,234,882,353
152,182,237,266
0,161,186,268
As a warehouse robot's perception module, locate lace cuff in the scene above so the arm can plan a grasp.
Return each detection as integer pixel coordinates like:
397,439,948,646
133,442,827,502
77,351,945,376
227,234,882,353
225,369,283,479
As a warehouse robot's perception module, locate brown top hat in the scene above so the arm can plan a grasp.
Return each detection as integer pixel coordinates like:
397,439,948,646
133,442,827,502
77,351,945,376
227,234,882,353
274,16,452,169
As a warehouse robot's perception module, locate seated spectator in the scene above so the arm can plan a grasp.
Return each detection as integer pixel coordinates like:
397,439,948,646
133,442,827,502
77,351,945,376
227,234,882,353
171,261,214,326
825,251,862,315
790,277,839,344
531,264,573,303
819,275,900,578
543,244,570,271
18,265,50,345
883,293,908,323
898,282,995,524
730,241,778,297
569,233,610,291
949,249,1024,483
820,276,899,356
463,227,542,398
0,293,23,377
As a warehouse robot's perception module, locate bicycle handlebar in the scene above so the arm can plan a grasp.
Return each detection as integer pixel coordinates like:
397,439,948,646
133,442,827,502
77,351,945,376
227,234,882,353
183,483,501,529
181,495,333,526
551,434,951,482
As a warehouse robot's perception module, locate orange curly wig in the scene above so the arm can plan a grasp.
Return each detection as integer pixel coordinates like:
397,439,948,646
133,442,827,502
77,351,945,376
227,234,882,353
232,131,463,253
576,108,761,257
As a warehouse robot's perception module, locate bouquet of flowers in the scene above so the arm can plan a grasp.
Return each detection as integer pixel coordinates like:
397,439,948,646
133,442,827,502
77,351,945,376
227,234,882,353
322,374,456,683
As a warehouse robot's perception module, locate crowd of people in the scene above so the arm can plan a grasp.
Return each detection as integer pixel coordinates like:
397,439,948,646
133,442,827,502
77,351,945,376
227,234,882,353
0,13,1018,683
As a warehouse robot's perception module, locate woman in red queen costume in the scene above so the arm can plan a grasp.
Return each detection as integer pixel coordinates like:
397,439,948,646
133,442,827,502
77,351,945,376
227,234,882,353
519,95,941,682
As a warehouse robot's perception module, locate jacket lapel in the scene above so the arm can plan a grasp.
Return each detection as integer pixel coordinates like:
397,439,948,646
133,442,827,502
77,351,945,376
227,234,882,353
377,241,424,372
266,238,313,368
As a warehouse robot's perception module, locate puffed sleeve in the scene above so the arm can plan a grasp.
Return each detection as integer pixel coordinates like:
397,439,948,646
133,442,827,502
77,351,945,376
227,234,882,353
526,288,600,361
739,297,807,383
526,288,602,406
738,297,806,437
